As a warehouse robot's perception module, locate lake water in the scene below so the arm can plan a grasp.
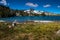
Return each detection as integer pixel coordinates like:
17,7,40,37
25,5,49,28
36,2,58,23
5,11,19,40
0,16,60,22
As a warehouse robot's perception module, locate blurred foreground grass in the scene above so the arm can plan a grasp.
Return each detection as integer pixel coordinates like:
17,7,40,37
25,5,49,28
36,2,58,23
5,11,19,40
0,22,60,40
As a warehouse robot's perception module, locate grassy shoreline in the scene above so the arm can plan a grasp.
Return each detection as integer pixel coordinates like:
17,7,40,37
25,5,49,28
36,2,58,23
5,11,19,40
0,22,60,40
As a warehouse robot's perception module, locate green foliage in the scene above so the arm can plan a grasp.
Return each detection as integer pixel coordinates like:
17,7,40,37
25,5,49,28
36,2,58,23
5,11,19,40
0,22,60,40
0,5,16,18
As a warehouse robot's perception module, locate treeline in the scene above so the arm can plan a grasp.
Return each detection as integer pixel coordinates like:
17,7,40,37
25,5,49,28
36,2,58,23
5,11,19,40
15,9,46,16
0,5,16,18
0,5,46,18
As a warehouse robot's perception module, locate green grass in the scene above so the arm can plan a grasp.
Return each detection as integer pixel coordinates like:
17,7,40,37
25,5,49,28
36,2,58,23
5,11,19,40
0,22,60,40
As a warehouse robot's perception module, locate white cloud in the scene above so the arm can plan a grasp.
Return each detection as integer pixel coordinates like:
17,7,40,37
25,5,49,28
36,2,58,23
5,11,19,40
26,2,38,7
43,4,51,8
0,0,8,5
57,6,60,8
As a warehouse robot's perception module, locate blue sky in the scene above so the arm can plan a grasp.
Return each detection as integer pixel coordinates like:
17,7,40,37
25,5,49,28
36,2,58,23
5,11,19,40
0,0,60,14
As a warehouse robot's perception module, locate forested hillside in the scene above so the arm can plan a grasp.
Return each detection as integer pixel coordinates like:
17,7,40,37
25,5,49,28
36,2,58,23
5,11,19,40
0,5,16,18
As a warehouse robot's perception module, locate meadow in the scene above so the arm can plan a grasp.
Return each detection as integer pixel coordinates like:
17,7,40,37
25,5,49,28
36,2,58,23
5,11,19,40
0,22,60,40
